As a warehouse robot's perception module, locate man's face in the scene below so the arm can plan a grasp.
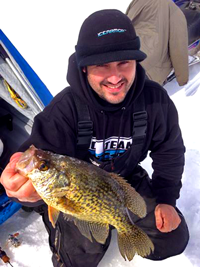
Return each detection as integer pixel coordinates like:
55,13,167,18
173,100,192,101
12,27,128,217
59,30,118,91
85,60,136,104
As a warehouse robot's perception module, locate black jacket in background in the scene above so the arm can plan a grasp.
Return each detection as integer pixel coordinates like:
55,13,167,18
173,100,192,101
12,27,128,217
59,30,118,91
20,53,185,207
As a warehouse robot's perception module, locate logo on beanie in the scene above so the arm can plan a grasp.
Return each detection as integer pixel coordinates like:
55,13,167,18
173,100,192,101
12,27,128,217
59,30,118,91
98,28,127,37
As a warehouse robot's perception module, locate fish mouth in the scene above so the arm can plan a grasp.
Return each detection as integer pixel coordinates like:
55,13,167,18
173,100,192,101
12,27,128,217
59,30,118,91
15,145,38,176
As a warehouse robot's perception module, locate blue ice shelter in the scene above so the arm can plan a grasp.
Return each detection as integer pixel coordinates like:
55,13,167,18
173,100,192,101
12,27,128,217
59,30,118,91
0,29,53,224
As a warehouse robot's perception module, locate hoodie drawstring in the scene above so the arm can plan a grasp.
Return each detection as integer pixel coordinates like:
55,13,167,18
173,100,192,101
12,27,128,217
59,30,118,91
114,107,126,159
101,107,126,170
101,110,107,161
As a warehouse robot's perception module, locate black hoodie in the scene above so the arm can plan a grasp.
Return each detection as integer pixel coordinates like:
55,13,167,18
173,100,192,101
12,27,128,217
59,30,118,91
20,53,185,207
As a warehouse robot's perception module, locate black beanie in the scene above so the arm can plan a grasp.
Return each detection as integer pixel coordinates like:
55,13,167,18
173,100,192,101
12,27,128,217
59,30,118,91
75,9,147,67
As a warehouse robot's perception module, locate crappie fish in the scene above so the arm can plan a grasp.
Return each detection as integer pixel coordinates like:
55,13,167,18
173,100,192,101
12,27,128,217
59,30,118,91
16,145,154,261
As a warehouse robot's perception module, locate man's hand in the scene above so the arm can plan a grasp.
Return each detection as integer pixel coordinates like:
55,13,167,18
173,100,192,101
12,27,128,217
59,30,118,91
155,204,181,233
0,152,41,202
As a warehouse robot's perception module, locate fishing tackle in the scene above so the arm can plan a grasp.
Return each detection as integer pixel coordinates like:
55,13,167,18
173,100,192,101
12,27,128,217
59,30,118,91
8,233,21,247
0,247,14,266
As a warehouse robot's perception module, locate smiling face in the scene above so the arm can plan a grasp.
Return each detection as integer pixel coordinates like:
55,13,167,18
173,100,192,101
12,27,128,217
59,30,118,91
85,60,136,104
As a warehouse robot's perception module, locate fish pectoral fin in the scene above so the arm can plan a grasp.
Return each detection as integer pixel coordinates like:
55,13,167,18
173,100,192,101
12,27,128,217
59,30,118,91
48,206,60,228
117,224,154,261
50,188,68,198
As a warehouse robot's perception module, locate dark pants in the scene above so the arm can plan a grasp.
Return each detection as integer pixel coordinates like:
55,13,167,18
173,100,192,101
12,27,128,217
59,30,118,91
50,173,189,267
130,174,189,261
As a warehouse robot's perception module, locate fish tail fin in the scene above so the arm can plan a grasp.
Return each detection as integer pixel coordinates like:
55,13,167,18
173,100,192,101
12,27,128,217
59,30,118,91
117,224,154,261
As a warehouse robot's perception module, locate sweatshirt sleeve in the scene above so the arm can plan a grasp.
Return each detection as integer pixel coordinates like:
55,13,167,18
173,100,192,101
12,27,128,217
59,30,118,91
169,5,189,86
149,96,185,207
19,88,77,156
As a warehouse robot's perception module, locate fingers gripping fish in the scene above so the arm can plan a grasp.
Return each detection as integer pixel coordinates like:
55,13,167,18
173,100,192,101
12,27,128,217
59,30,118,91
16,145,154,261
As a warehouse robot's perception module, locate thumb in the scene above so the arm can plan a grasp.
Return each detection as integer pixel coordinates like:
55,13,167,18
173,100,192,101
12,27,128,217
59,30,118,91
10,152,23,163
155,205,163,230
10,152,23,169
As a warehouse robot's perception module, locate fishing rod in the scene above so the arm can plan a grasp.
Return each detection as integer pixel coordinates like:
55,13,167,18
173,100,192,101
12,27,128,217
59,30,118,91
0,247,14,267
8,262,14,267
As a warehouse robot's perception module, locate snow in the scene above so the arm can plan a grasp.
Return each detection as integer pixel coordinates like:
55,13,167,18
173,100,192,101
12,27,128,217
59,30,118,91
1,1,200,267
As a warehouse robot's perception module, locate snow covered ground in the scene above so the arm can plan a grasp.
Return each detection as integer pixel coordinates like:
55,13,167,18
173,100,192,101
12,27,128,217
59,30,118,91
1,1,200,267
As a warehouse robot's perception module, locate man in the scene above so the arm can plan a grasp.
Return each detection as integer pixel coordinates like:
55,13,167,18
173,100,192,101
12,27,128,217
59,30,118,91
126,0,189,86
0,9,189,267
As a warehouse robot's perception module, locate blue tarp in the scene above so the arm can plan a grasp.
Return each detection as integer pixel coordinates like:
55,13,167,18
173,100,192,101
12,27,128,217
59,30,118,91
172,0,188,7
0,29,53,106
0,30,53,224
0,193,21,225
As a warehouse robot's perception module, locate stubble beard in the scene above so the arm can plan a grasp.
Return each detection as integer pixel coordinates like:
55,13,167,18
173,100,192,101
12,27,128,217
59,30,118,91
100,78,133,104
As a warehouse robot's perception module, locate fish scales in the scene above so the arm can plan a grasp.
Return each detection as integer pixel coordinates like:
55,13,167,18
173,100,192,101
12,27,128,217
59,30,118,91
16,145,154,261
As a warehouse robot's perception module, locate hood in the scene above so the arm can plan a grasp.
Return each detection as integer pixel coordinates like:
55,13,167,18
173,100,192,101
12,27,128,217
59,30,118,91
66,53,146,112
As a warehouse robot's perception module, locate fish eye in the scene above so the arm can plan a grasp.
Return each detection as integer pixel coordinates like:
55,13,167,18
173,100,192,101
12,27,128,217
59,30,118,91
38,160,49,171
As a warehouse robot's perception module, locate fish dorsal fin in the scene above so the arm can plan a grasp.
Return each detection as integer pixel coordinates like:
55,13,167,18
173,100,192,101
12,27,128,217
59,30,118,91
48,206,60,228
110,173,146,218
63,214,109,244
